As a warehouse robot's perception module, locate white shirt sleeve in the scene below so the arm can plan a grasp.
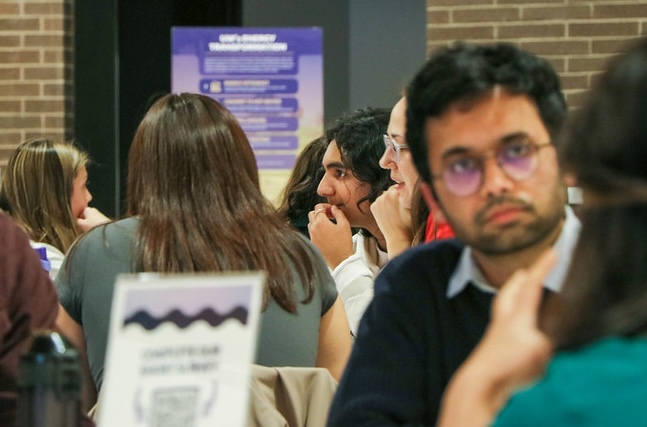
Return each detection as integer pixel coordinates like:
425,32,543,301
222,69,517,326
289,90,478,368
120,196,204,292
331,234,386,337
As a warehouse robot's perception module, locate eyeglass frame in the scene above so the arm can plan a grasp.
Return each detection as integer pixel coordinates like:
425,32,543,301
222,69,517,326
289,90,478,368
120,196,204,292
383,134,409,163
430,139,554,197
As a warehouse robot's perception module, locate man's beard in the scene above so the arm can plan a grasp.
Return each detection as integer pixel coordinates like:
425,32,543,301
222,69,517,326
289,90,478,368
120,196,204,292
446,194,565,255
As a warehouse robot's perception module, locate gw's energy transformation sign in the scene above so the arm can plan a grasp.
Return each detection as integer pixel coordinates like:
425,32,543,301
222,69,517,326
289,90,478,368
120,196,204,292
172,27,324,202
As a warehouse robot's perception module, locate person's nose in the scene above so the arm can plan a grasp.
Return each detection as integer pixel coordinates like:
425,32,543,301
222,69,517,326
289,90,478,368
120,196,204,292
478,157,514,198
317,173,334,197
379,147,396,170
86,188,93,203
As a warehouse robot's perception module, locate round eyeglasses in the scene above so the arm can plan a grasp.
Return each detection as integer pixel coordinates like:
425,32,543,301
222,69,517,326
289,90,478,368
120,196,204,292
431,139,553,197
383,134,409,163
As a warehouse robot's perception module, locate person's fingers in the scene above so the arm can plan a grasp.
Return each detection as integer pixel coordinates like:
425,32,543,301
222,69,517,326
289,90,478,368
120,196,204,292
308,207,325,223
329,205,349,227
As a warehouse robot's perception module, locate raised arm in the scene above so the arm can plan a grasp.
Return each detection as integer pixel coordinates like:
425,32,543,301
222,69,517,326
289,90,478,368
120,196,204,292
370,185,413,259
438,250,556,427
316,297,352,381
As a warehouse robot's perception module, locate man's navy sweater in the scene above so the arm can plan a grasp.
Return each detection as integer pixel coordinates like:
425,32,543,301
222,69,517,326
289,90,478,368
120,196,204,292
327,239,494,426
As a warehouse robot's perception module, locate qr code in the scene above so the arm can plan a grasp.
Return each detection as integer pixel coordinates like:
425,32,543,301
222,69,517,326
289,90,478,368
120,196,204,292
150,387,199,427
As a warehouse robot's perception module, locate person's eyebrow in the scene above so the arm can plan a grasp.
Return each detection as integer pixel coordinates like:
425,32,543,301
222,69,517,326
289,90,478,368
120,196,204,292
500,131,531,144
440,146,472,160
323,161,347,170
440,132,532,160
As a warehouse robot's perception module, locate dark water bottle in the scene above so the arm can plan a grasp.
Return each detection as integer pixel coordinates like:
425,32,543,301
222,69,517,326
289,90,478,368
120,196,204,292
17,331,81,427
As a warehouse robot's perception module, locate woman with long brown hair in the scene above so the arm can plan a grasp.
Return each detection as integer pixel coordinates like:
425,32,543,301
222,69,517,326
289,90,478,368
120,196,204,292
55,93,351,396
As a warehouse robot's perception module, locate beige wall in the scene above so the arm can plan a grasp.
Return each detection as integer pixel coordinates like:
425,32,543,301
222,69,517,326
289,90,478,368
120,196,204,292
0,2,646,165
0,0,72,165
427,1,647,107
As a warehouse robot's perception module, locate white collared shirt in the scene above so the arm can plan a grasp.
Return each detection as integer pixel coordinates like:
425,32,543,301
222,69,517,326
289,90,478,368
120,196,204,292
332,233,388,336
446,206,581,298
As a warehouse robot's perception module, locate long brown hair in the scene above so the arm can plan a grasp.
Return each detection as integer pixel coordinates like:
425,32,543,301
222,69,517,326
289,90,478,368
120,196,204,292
127,93,319,312
542,37,647,349
0,138,87,252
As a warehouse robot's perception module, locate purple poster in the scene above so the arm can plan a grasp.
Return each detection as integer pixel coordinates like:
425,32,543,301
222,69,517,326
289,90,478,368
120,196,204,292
171,27,323,201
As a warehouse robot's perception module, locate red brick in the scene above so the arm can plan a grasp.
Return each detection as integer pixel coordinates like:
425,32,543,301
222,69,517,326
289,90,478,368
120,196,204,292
45,116,66,128
559,74,589,91
0,4,20,14
544,57,566,73
0,139,21,150
0,35,20,47
570,22,639,37
594,4,647,19
592,38,639,54
0,51,40,64
44,17,71,32
0,100,20,112
25,34,68,48
428,25,495,41
428,10,449,24
453,8,520,23
498,24,565,39
0,18,40,31
522,5,591,21
24,3,64,15
44,50,73,62
429,0,492,6
0,68,20,79
0,83,39,96
25,100,64,113
498,0,563,3
0,116,41,128
43,83,66,96
568,56,613,73
24,66,64,80
521,40,589,55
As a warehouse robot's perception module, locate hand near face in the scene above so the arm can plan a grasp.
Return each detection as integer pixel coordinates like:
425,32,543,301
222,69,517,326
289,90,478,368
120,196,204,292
308,203,354,270
77,207,111,232
438,249,556,427
370,185,413,259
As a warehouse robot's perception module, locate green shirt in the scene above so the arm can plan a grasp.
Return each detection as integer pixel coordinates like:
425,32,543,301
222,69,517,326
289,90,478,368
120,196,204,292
56,217,338,391
494,337,647,427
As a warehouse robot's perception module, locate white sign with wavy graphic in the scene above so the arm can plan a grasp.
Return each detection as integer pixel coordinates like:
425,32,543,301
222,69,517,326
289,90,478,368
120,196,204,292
98,272,264,427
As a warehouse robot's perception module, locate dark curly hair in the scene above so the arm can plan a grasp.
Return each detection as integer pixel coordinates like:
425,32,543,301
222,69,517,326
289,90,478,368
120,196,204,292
324,107,392,210
406,42,567,185
277,136,328,224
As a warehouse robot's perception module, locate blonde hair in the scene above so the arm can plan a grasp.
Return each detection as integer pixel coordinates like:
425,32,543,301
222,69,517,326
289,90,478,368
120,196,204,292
0,138,89,252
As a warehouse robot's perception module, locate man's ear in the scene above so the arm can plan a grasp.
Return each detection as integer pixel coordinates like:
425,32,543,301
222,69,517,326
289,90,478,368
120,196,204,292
420,181,447,222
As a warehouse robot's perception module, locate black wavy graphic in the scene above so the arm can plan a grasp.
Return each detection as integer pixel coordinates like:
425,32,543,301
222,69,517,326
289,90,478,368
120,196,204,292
123,306,249,330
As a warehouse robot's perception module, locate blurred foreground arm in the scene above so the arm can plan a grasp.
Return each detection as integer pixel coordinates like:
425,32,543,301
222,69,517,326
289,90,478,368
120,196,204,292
438,250,556,427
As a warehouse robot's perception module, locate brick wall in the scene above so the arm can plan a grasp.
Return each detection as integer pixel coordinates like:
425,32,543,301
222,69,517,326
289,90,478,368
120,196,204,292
427,1,647,108
0,0,72,166
1,2,646,166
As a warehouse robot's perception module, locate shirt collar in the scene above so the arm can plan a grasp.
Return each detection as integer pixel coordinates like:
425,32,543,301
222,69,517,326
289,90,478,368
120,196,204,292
446,206,581,298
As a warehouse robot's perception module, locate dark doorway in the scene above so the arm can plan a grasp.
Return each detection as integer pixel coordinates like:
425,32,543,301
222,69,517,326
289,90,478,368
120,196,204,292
75,0,242,217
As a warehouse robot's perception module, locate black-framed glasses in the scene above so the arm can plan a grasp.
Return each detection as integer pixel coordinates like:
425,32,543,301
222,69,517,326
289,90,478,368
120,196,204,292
383,134,409,163
431,139,553,197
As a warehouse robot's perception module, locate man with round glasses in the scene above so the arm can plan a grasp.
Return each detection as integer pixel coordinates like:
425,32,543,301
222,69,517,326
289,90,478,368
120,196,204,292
327,43,581,426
